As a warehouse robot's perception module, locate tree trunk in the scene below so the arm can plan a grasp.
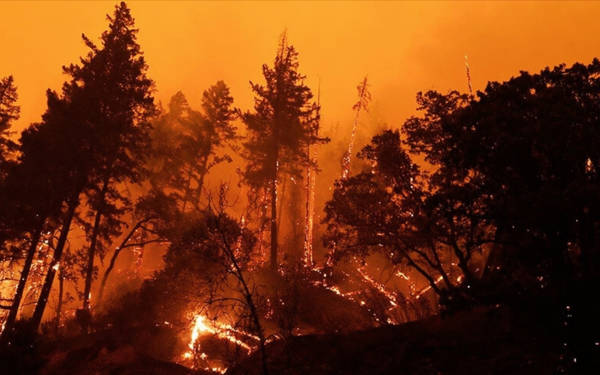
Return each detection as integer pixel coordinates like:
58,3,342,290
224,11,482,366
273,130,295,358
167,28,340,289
303,143,315,266
215,217,269,375
82,178,109,311
1,225,43,340
196,155,209,207
55,269,64,335
30,199,78,331
97,219,143,305
270,173,278,272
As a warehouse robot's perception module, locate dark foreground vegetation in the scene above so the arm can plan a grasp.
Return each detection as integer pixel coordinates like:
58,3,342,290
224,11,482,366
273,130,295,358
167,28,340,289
1,2,600,374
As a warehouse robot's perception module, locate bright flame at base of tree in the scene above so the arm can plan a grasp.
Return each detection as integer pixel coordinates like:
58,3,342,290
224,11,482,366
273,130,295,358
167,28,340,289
303,146,317,267
182,314,260,373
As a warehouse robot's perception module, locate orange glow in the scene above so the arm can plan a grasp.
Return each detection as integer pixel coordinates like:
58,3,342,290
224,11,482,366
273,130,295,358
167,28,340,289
3,1,600,138
183,313,259,372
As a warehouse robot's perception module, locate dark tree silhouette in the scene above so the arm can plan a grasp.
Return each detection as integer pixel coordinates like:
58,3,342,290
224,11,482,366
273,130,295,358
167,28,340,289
97,83,236,305
149,83,236,212
325,129,493,310
29,1,156,330
400,61,600,369
241,33,324,271
403,61,600,295
0,75,19,177
1,87,91,338
71,2,156,317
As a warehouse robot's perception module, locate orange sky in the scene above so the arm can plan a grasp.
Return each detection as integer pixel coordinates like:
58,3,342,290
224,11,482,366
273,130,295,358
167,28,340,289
2,1,600,138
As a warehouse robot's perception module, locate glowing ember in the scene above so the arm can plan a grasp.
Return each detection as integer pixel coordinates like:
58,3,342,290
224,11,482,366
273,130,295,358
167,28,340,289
356,265,398,309
415,275,444,299
133,245,144,275
341,76,371,180
303,144,317,267
465,55,473,95
234,215,246,260
183,313,259,370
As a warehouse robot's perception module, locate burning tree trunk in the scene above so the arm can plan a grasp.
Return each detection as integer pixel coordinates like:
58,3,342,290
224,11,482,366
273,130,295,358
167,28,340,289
303,148,315,266
341,76,371,180
1,225,42,340
270,160,279,272
252,187,270,265
241,33,323,273
30,199,78,330
82,177,109,312
465,55,473,96
303,85,321,267
55,266,64,334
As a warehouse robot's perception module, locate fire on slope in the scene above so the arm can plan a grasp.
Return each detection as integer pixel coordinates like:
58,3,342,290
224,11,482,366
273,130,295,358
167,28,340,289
182,314,260,373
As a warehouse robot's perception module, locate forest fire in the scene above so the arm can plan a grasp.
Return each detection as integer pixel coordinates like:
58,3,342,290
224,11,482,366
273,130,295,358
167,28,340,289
186,314,258,355
182,313,260,373
1,1,600,374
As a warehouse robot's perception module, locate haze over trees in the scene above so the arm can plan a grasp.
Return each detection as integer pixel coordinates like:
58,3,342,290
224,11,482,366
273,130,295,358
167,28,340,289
0,2,599,375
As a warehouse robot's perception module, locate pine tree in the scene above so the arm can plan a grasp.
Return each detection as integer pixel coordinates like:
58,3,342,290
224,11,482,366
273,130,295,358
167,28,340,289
0,75,19,176
2,87,89,338
241,33,325,271
29,1,156,329
149,82,236,212
96,83,236,305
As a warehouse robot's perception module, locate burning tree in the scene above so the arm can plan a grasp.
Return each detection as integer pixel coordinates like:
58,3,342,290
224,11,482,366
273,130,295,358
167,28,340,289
341,76,371,180
325,129,494,313
73,1,156,320
0,1,159,333
116,184,270,374
241,32,325,272
0,87,91,339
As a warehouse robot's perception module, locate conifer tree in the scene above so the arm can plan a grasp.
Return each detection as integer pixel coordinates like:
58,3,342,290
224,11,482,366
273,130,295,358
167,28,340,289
0,75,19,176
241,33,325,271
30,1,156,329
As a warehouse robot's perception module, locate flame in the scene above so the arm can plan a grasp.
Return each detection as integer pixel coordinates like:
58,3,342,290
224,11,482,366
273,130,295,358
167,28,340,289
303,144,317,267
254,188,269,266
341,76,370,180
233,215,245,260
415,275,444,299
356,265,399,309
183,313,259,372
133,245,144,275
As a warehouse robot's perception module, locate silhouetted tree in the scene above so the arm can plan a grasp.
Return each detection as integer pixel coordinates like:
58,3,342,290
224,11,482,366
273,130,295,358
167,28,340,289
404,61,600,295
326,129,492,308
241,33,324,271
29,1,156,330
94,84,237,305
400,60,600,368
149,83,236,212
71,1,156,317
0,75,19,177
1,86,91,338
341,76,370,179
95,190,174,305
